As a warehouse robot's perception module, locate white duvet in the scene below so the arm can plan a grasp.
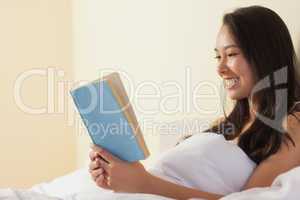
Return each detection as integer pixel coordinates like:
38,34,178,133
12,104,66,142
1,167,300,200
0,189,173,200
0,168,173,200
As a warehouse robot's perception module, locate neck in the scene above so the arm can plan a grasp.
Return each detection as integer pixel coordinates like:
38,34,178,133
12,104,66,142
248,98,257,123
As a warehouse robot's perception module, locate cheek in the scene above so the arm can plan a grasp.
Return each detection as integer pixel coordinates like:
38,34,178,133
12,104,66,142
239,65,256,92
243,65,256,85
227,56,247,73
227,58,238,69
230,59,256,89
242,76,255,92
227,58,244,76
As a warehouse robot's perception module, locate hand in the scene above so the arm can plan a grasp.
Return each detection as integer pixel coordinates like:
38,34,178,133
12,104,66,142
88,145,151,193
88,149,108,188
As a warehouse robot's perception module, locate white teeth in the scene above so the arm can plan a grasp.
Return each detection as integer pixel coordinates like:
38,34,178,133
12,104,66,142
224,78,239,89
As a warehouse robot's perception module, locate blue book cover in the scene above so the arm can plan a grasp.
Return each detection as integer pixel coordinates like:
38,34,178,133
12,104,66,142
70,73,149,162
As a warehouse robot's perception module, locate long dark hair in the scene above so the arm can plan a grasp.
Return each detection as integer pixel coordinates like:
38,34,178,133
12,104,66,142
206,6,300,164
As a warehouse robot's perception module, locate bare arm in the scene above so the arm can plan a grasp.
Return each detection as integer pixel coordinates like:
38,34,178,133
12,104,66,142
244,113,300,189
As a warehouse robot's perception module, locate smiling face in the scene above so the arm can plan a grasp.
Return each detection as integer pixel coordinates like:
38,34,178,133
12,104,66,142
215,25,257,100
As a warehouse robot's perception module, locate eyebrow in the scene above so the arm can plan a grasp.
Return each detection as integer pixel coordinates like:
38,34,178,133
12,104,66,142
214,44,239,52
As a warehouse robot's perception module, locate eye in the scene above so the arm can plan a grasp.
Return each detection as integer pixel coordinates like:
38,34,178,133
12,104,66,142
227,53,239,57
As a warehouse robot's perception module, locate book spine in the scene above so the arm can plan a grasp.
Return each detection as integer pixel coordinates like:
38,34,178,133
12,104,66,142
106,75,150,159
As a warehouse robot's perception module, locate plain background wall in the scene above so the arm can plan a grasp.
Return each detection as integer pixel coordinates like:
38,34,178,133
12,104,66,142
0,0,76,188
72,0,300,167
1,0,300,186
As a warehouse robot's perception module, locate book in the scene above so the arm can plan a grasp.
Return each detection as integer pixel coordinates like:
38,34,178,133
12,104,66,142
70,72,150,162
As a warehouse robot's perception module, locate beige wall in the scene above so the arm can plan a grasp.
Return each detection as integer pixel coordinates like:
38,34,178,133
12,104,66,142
0,0,76,188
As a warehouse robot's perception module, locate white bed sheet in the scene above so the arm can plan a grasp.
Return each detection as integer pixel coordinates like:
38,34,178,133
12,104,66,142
1,167,300,200
0,188,175,200
28,167,173,200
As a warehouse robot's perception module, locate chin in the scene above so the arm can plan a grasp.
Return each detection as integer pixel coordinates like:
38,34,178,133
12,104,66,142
228,95,240,100
227,91,246,100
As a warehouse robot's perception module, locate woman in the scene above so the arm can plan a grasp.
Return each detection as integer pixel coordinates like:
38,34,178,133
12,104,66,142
88,6,300,200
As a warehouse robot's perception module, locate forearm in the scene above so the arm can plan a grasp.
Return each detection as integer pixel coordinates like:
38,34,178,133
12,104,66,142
142,173,224,200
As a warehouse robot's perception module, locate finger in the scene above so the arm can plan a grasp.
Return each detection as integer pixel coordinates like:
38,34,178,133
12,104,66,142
89,159,101,171
91,145,121,164
91,167,104,179
89,150,100,161
99,158,111,174
95,174,110,190
105,174,111,186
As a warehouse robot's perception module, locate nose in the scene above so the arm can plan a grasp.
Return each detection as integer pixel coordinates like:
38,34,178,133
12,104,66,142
217,57,229,76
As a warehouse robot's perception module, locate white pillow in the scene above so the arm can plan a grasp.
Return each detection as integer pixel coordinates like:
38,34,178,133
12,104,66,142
148,132,256,195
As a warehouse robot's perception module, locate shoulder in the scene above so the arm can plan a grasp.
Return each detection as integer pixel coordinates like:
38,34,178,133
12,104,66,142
283,111,300,143
268,111,300,164
257,112,300,172
243,112,300,189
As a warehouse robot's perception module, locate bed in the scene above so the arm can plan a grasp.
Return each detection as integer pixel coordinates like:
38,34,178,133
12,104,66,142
1,166,300,200
1,133,300,199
